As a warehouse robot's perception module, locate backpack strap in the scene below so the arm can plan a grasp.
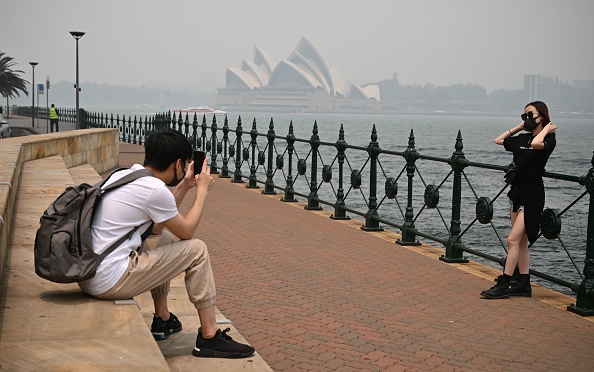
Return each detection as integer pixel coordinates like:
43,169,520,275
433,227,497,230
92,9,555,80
96,168,156,260
98,224,144,260
101,168,155,191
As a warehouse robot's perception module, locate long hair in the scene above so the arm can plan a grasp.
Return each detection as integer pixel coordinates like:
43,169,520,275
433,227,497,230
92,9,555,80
144,129,193,171
526,101,555,138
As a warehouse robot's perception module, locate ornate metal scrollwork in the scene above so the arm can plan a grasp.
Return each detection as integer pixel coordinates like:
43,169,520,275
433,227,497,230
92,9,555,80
424,184,439,208
258,151,265,165
276,154,284,169
541,208,562,239
242,147,250,161
476,197,493,224
322,165,332,182
385,177,398,199
229,144,235,155
297,159,307,175
351,169,362,189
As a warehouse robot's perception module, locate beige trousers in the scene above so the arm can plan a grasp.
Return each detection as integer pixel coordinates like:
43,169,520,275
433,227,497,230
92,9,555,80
95,231,216,310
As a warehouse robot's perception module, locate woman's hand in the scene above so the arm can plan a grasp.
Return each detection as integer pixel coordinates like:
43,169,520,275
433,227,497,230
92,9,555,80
544,122,558,133
530,122,557,150
494,123,524,145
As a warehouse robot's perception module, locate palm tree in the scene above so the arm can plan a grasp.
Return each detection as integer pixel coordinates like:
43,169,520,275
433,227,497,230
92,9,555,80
0,51,29,117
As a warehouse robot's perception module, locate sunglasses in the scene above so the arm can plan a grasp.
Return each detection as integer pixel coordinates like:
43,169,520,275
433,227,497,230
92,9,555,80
521,112,539,121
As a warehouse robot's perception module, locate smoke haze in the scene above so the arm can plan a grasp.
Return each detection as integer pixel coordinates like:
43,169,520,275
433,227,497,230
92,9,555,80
2,0,593,94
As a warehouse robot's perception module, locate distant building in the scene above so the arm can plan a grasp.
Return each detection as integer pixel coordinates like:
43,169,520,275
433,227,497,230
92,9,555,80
524,75,561,112
216,37,381,113
524,75,594,114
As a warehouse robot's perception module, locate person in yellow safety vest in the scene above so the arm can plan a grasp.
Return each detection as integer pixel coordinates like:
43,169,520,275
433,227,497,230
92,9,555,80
49,104,60,133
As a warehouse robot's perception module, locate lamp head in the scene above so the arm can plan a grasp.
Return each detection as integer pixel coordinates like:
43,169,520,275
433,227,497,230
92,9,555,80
69,31,85,39
29,62,38,66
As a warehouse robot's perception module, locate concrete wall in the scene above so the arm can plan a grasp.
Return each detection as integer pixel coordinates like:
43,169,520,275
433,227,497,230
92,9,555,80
0,129,119,282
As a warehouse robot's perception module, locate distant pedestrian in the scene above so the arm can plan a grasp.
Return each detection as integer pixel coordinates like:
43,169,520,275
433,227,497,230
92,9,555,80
49,104,59,132
481,101,557,299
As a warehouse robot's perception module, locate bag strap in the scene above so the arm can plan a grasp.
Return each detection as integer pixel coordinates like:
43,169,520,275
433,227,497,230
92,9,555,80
98,224,143,260
96,168,155,260
100,168,155,191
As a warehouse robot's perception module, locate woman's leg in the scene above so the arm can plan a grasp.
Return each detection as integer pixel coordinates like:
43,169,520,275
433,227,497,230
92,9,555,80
504,210,527,276
509,209,532,296
517,227,530,274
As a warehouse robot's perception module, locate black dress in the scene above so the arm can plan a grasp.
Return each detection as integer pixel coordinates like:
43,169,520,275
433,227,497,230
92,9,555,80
504,132,556,244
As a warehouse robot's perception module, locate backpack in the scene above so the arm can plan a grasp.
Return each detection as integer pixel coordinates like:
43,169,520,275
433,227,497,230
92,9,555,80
34,168,154,283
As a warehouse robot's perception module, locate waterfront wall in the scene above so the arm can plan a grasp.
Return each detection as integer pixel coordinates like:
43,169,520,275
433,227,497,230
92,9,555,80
0,129,119,282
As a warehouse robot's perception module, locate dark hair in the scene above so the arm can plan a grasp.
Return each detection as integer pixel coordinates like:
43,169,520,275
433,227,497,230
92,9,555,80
144,129,192,171
525,101,555,137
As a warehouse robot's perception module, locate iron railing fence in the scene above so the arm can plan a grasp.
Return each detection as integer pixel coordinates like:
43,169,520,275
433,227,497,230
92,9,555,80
81,109,594,316
15,106,78,124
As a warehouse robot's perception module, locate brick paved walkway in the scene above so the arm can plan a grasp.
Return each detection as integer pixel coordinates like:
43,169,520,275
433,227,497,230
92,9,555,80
118,143,594,372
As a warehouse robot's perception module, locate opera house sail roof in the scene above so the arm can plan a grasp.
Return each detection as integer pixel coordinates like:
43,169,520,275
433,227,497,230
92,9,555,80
217,37,380,113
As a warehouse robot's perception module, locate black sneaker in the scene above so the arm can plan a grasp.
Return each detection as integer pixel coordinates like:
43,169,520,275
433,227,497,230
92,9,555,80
480,282,511,299
151,313,182,340
193,327,255,358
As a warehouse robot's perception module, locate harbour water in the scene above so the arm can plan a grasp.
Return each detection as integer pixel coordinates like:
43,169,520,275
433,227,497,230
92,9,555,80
88,106,593,296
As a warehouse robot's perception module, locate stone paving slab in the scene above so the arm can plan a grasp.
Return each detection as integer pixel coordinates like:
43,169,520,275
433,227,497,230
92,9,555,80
113,143,594,371
200,182,594,371
136,277,272,372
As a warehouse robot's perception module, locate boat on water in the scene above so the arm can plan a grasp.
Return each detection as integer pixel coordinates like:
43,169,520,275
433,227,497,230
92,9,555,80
173,106,227,115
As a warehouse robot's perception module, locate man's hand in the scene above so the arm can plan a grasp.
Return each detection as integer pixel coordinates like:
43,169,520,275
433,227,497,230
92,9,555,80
183,160,196,189
195,158,214,192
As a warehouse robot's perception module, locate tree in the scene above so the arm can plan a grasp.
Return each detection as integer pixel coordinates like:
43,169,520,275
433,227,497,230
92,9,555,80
0,51,29,116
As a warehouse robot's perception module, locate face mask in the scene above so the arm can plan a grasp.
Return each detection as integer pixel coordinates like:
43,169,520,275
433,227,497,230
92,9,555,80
523,117,539,131
166,161,186,187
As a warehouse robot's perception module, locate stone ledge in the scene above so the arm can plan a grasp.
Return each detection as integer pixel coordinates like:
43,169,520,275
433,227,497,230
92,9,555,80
0,156,169,371
0,129,118,282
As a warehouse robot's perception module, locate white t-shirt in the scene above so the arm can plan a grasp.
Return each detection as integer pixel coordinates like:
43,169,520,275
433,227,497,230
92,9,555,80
78,164,178,296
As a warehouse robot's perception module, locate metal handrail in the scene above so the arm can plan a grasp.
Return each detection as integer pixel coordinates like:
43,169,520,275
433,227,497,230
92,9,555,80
81,109,594,316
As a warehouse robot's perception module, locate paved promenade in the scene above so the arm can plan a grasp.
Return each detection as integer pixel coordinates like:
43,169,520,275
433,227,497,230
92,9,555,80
7,115,77,135
6,117,594,371
115,143,594,372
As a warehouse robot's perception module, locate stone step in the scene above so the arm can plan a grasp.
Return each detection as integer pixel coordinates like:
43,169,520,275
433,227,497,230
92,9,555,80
137,276,272,371
69,162,271,370
0,156,169,371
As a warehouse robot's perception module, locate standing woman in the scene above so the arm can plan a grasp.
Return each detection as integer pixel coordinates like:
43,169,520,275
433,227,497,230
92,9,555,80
481,101,557,299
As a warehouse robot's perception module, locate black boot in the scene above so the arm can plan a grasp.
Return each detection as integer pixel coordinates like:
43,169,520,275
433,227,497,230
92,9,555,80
481,274,511,299
495,263,520,285
510,274,532,297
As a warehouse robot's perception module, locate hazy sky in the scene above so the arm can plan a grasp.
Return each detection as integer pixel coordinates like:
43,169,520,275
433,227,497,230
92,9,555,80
2,0,593,94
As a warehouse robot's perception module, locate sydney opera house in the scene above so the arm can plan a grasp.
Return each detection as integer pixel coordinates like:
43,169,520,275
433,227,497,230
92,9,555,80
215,37,381,113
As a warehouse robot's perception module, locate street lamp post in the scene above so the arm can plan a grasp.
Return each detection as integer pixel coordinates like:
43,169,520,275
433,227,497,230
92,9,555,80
29,62,38,128
70,31,85,130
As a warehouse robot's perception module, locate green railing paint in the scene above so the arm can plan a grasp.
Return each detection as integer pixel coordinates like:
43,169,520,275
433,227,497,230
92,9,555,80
79,109,594,315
